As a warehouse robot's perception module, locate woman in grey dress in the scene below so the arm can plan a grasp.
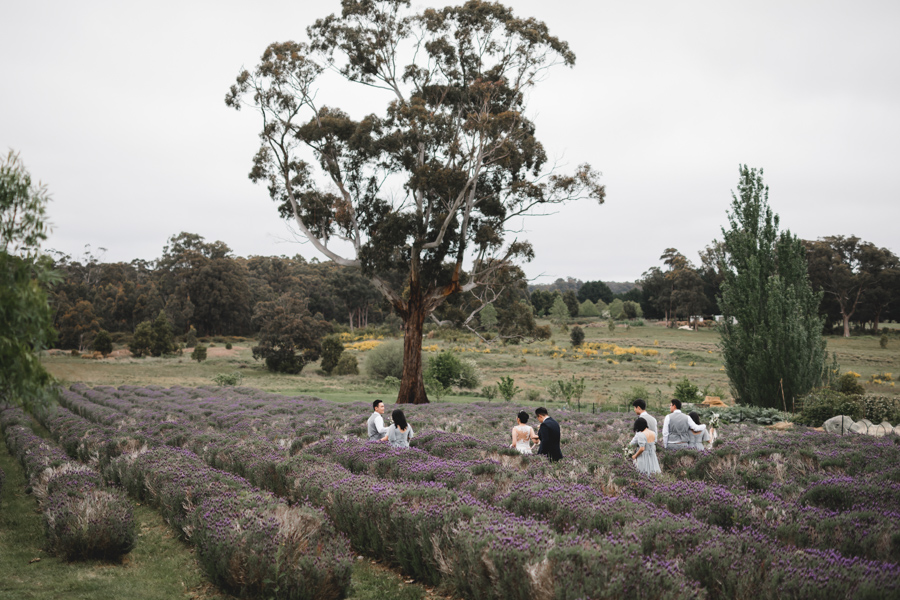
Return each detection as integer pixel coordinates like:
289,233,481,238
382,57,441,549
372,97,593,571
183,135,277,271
688,412,711,450
629,418,661,475
383,409,414,449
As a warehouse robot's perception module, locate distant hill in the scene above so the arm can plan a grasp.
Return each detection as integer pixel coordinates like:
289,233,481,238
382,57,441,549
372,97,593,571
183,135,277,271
528,278,640,295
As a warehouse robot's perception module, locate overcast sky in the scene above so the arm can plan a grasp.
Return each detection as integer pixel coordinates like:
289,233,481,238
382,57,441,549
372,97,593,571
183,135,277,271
2,0,898,284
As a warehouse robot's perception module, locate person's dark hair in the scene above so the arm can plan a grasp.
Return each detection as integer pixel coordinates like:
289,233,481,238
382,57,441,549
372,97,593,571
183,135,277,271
632,398,647,411
689,411,701,426
517,411,529,424
392,409,408,431
670,398,682,410
535,407,549,417
633,417,648,432
373,399,384,410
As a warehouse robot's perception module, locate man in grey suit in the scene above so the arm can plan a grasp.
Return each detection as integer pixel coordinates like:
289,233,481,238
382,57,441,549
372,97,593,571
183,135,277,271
662,399,706,449
367,399,389,441
632,398,657,437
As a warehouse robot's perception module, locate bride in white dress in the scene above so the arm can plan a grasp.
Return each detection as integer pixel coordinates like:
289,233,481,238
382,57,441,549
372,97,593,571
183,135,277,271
510,411,536,454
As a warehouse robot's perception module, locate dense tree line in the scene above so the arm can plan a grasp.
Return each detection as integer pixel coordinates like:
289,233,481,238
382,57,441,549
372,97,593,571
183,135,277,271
48,232,391,350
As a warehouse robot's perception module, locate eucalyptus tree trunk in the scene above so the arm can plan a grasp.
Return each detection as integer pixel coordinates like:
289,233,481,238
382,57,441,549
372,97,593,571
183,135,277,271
396,281,428,405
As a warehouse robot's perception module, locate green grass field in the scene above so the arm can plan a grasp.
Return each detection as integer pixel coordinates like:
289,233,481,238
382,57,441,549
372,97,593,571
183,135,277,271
42,318,900,415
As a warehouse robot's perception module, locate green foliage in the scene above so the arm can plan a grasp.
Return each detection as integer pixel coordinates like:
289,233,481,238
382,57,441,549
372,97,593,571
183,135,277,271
673,377,701,404
533,325,552,340
333,353,359,376
424,375,450,402
320,334,345,374
151,310,175,356
426,351,464,388
622,300,643,319
92,330,113,357
479,303,498,330
607,319,616,333
251,293,330,374
225,342,232,350
425,351,480,390
184,325,198,348
718,165,827,408
383,375,401,389
595,299,608,316
365,340,405,380
691,404,790,426
577,280,614,304
191,344,207,363
881,334,889,349
858,395,900,425
129,322,154,357
525,389,542,403
547,375,586,405
830,373,865,396
577,299,599,317
795,388,864,426
212,371,243,386
497,376,521,402
607,298,625,320
0,152,57,408
569,325,585,347
480,385,498,401
549,296,570,327
562,290,580,318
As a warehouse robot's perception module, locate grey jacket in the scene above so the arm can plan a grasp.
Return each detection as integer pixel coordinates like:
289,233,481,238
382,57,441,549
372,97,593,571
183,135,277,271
638,411,658,436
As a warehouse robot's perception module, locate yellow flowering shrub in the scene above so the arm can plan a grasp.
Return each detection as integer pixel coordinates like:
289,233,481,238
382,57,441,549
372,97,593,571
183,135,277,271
344,340,383,352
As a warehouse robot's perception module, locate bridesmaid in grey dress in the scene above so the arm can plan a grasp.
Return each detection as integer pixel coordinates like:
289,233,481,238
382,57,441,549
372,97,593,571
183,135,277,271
629,418,661,475
383,409,414,448
688,412,711,450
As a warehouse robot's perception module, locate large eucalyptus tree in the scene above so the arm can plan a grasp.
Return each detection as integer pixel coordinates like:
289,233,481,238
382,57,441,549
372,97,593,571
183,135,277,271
227,0,604,403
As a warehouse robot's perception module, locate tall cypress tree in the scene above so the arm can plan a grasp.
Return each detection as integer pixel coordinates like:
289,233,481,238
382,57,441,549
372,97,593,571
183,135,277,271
718,166,827,409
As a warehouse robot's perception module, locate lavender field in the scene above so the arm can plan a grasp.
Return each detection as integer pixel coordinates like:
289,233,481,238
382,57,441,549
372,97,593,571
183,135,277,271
13,383,900,599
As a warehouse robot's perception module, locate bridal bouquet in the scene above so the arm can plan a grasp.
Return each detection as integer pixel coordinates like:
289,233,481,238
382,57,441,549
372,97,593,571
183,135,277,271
709,413,721,430
622,443,633,460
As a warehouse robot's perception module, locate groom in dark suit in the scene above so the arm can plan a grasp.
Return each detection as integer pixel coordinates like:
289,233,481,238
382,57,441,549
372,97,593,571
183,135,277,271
532,407,562,462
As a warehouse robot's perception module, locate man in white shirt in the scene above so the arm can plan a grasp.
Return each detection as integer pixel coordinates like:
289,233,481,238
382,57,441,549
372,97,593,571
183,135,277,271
367,399,389,441
662,398,706,449
631,398,658,437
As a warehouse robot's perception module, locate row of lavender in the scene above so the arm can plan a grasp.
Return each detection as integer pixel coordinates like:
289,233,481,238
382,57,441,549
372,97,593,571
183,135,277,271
43,392,704,600
59,382,900,564
0,405,134,560
46,385,900,599
27,398,353,600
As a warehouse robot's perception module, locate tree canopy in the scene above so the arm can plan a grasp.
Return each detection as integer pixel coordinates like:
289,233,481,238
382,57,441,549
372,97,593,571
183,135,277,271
228,0,604,403
0,151,57,408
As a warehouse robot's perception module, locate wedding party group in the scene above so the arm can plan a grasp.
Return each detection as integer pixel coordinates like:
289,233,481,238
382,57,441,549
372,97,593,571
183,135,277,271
628,398,718,475
363,397,716,476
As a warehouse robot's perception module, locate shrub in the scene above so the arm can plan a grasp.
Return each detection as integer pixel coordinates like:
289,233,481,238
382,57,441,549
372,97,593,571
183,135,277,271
426,351,464,388
578,300,599,317
607,320,616,333
92,330,113,356
129,321,154,357
225,342,232,350
481,385,498,401
333,353,359,376
525,389,542,403
533,325,552,340
457,358,480,389
795,388,863,426
570,325,585,347
365,340,404,380
497,376,521,402
212,372,243,386
881,334,889,349
859,395,900,425
830,372,866,396
425,375,450,402
191,345,208,363
184,325,198,348
320,334,344,374
673,377,701,404
150,310,175,357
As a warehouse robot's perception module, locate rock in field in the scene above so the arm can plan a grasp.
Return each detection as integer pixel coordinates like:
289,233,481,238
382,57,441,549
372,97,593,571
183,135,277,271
824,415,855,434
